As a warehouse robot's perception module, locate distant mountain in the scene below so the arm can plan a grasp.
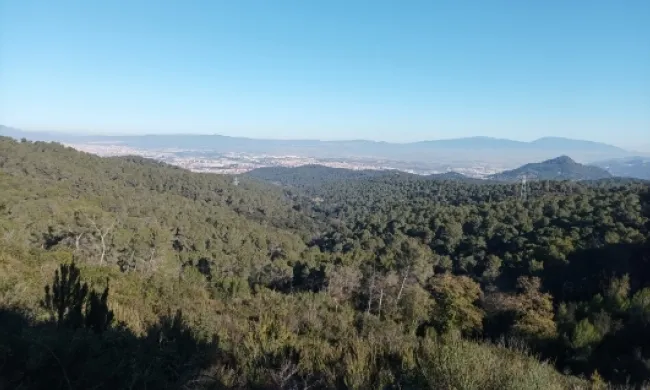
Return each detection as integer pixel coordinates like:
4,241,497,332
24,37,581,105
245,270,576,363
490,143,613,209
0,125,45,140
591,156,650,180
488,156,612,181
0,125,86,143
1,126,632,166
529,137,626,153
413,136,526,149
413,136,626,153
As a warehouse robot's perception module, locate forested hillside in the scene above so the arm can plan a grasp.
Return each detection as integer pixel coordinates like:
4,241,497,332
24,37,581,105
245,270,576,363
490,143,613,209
244,165,392,190
489,156,612,181
244,165,478,191
1,136,649,389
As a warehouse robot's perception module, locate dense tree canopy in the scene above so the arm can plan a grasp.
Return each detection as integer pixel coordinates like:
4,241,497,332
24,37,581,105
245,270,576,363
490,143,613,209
1,136,649,389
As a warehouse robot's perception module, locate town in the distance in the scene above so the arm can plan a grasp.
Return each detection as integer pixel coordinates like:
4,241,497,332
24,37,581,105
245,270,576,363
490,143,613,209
2,125,649,181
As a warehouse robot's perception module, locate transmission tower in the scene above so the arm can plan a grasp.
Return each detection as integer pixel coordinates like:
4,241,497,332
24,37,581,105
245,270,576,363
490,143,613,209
520,175,527,201
232,177,239,186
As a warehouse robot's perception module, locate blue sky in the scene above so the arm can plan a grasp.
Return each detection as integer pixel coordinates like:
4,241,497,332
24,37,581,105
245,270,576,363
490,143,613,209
1,0,648,147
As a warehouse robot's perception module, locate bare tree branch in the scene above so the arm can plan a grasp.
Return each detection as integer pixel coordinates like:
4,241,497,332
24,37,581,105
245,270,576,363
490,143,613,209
87,215,117,266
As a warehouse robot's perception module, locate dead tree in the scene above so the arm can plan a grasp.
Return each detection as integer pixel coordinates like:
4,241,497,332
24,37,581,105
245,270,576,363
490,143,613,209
87,216,116,266
396,264,411,303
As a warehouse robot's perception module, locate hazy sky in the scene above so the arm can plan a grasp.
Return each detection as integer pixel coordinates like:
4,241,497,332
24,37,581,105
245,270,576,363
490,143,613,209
1,0,648,146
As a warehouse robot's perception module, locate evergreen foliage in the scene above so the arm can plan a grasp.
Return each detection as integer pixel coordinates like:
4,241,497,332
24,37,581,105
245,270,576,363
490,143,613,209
1,136,649,388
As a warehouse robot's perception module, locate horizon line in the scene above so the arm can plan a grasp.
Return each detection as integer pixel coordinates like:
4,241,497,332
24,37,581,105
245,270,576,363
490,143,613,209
0,124,629,148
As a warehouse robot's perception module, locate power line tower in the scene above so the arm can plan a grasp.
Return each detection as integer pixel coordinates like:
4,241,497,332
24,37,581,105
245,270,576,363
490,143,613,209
520,174,527,202
232,176,239,186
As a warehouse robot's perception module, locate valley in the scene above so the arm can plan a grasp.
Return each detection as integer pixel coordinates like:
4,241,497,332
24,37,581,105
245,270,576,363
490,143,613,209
2,1,647,388
5,126,647,179
1,135,649,389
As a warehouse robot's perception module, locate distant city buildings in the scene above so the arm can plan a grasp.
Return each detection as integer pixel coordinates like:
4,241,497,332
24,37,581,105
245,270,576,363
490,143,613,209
64,142,501,178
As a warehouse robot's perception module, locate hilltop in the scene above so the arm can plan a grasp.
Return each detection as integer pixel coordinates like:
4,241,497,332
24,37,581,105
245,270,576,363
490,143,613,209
244,164,391,188
488,155,613,181
426,171,473,181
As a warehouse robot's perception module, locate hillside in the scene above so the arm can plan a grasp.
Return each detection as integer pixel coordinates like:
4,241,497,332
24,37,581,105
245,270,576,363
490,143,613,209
1,137,650,388
489,155,613,181
245,165,486,195
244,164,391,189
0,136,321,268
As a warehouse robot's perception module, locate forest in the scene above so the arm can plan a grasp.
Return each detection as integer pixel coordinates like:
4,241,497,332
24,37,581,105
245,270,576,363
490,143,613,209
1,136,649,389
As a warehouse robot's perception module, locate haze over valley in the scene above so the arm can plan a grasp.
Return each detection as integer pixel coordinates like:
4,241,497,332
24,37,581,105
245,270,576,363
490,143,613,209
3,125,647,180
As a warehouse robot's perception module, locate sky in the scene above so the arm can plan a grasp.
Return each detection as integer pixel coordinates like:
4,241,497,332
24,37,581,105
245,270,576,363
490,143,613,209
0,0,649,147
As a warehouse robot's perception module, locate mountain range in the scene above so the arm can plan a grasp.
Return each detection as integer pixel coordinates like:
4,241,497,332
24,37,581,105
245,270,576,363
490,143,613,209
0,126,635,166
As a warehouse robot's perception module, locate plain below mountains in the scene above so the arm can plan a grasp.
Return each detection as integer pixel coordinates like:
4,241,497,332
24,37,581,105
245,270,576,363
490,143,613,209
591,156,650,180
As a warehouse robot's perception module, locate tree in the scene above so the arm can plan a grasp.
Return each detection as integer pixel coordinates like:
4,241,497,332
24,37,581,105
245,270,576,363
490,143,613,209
570,318,602,353
482,254,502,283
605,274,630,314
398,284,433,333
395,238,432,302
41,261,88,329
630,288,650,324
85,280,114,334
72,210,118,266
327,265,361,311
428,274,484,335
41,261,114,333
510,277,557,341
